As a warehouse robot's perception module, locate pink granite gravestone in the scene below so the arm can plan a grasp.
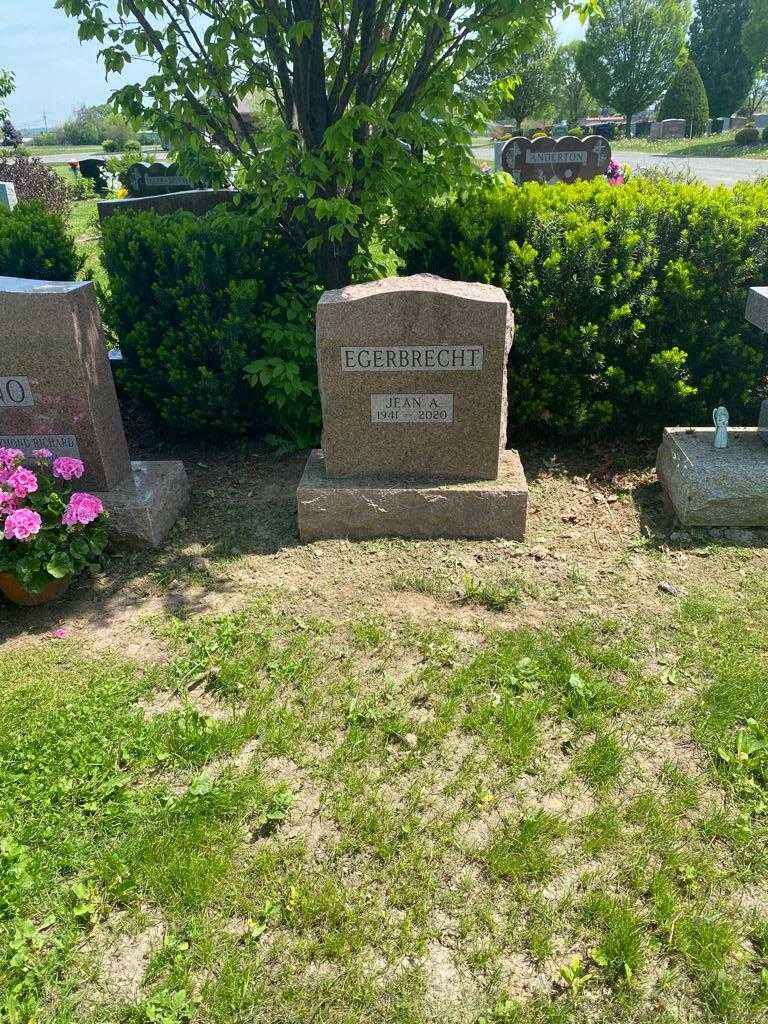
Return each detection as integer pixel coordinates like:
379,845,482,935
297,274,528,541
0,276,188,545
0,278,130,490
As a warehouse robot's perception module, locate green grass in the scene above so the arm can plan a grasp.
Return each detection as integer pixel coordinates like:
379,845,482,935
472,130,768,160
3,582,768,1021
29,144,107,156
613,130,768,158
67,198,106,288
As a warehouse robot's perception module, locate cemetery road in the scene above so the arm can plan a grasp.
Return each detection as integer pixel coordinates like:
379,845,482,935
612,150,768,186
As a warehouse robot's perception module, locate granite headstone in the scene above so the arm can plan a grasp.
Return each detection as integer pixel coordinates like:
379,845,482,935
297,274,528,541
125,161,194,197
745,286,768,443
0,276,188,544
500,135,611,184
78,158,110,195
0,182,17,210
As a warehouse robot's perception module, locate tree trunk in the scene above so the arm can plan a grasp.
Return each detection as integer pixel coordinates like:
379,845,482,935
317,234,357,291
625,112,632,138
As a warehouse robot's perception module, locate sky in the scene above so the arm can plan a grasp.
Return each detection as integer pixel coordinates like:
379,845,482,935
4,2,586,130
4,0,151,129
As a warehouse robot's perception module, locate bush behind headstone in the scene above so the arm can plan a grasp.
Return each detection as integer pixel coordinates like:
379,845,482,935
657,60,710,136
0,200,82,281
400,175,768,437
101,207,322,442
735,125,761,145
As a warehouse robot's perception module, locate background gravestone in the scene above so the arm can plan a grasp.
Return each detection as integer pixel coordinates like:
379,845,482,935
0,276,189,544
297,274,528,541
651,119,686,140
78,158,109,195
125,161,194,197
0,182,17,210
500,135,611,184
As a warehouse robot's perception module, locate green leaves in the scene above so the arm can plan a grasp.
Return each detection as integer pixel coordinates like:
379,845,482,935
103,207,321,449
55,0,593,287
402,173,768,437
46,552,75,580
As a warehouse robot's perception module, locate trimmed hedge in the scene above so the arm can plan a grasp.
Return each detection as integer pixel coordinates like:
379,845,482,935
658,60,709,136
0,201,82,281
735,125,760,146
101,207,322,442
401,175,768,436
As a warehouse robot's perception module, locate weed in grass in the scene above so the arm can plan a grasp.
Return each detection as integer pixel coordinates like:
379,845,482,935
391,571,449,600
164,610,272,700
573,732,626,790
126,988,197,1023
583,893,646,985
484,811,566,882
558,955,594,994
461,573,530,612
404,623,457,667
349,615,390,651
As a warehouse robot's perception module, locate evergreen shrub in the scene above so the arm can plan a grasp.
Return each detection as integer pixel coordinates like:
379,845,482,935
658,60,710,136
101,207,322,446
0,201,81,281
401,175,768,436
735,125,760,146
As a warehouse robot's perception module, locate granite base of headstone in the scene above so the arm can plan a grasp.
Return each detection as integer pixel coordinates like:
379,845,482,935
657,428,768,527
657,285,768,528
296,275,528,542
0,276,188,547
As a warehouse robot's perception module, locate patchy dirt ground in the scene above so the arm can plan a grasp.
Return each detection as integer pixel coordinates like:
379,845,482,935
0,437,762,656
4,437,768,1024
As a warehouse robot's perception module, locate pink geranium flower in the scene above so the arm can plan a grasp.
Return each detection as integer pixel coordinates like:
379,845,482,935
53,627,69,639
53,457,85,482
0,448,24,473
32,448,53,459
6,467,38,499
3,508,42,541
0,489,17,515
62,492,104,526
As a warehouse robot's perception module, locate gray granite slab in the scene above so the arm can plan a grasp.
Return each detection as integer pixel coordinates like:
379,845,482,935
657,427,768,526
746,286,768,332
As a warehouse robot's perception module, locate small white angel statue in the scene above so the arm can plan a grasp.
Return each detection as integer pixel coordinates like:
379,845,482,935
713,405,729,449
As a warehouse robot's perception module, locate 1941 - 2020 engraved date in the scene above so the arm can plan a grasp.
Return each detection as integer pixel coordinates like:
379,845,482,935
370,394,453,424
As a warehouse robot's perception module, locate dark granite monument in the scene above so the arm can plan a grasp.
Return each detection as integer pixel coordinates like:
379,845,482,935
500,135,611,184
